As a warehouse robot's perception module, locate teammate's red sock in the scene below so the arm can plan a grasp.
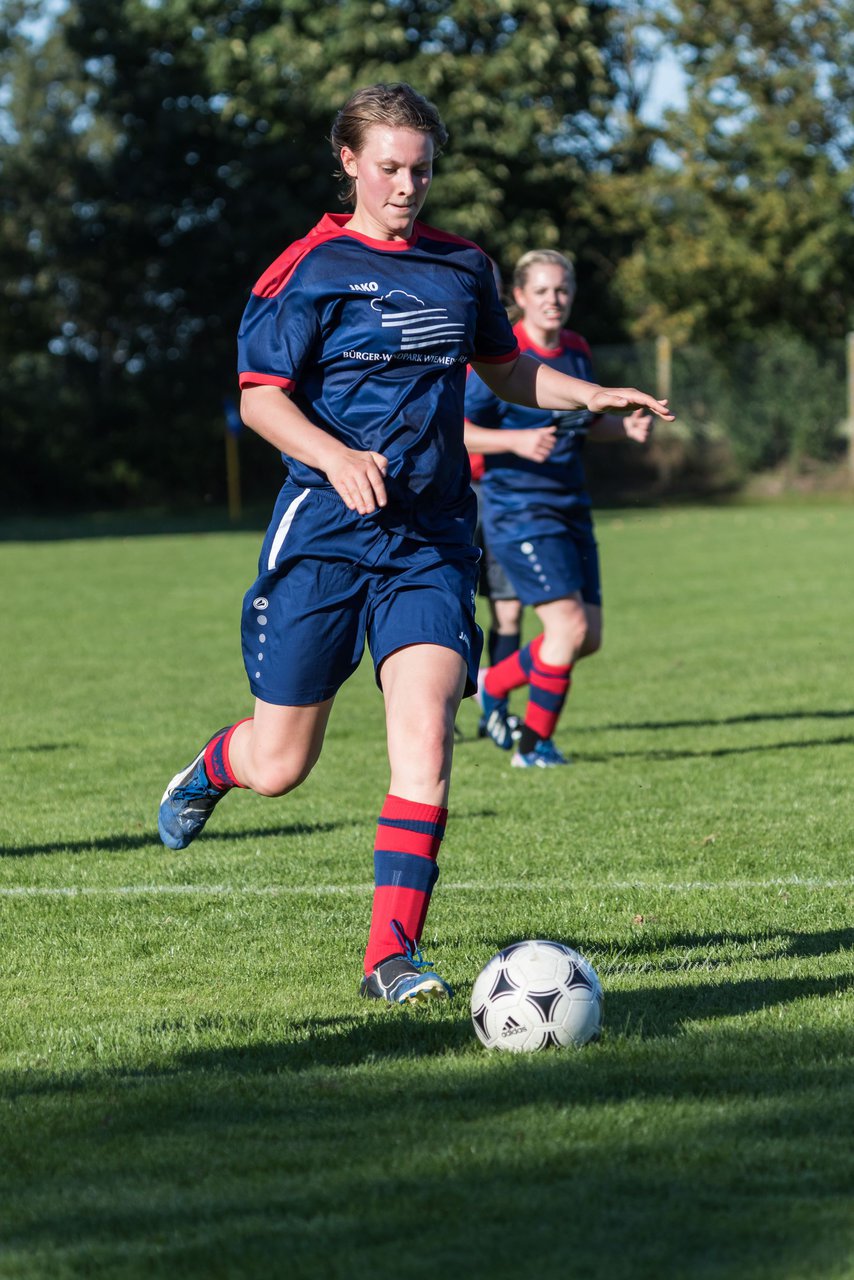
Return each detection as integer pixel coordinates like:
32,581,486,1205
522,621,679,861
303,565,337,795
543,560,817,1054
203,719,252,791
521,634,572,742
364,794,446,976
483,640,535,699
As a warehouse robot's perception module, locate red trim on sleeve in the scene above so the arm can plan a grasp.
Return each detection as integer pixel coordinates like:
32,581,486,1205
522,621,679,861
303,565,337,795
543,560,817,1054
238,372,296,391
472,344,519,365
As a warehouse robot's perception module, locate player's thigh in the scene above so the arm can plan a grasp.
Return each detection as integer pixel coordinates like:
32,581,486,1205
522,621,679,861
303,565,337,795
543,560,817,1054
380,643,468,800
250,696,335,770
381,643,468,726
230,697,335,795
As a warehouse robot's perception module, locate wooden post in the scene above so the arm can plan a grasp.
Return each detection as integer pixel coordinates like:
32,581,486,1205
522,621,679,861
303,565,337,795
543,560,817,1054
656,334,672,403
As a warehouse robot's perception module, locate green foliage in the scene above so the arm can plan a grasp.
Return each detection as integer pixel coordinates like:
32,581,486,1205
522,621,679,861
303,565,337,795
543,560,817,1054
2,505,854,1276
0,0,621,511
601,0,854,345
672,332,849,472
1,0,852,512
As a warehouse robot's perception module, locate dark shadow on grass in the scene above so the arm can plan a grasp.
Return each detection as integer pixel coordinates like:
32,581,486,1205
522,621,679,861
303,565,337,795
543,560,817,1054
581,732,854,763
3,1019,852,1278
0,821,351,858
1,742,79,754
4,899,851,1273
585,707,854,733
473,925,854,966
606,972,854,1039
598,926,854,962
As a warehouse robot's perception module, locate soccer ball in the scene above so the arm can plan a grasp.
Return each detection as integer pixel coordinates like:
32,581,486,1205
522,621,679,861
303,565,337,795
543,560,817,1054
470,939,603,1052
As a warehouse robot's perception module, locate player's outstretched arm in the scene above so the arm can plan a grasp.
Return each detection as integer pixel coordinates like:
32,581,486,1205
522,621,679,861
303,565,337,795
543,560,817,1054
472,353,674,422
240,385,388,515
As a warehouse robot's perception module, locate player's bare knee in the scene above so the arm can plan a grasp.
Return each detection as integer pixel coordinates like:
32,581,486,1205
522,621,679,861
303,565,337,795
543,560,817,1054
247,755,314,797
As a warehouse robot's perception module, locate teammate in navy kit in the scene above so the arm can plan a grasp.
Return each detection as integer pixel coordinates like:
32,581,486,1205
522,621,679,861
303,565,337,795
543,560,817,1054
467,249,654,768
158,87,673,1003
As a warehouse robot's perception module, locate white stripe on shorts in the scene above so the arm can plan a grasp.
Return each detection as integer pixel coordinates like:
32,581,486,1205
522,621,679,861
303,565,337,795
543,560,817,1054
267,488,311,571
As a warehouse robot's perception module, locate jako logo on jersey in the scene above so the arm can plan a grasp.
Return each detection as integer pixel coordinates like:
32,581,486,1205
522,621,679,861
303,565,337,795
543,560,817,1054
458,631,471,647
253,597,269,610
349,281,379,292
371,289,465,351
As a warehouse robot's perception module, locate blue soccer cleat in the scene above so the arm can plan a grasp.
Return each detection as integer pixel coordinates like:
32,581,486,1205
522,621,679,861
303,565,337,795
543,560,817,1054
158,731,230,850
511,738,572,769
360,920,453,1004
475,669,514,751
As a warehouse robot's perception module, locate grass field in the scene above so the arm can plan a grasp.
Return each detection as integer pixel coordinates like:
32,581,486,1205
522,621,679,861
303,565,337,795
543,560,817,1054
1,502,853,1279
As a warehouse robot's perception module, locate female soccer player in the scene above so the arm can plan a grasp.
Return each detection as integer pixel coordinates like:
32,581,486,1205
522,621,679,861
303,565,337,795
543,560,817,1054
466,248,654,768
158,86,673,1002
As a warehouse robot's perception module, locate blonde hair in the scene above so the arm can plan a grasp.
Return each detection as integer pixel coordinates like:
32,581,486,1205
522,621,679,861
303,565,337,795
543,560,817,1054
512,249,576,294
330,83,448,205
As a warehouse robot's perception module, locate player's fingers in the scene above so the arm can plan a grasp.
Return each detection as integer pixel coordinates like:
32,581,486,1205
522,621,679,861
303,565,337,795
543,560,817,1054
365,456,388,508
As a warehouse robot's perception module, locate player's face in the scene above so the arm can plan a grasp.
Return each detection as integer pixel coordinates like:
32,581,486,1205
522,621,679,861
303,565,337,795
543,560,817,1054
514,263,574,339
341,125,434,241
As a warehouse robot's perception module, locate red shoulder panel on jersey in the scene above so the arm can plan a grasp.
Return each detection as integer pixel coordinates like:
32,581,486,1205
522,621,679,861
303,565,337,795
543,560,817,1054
252,216,348,299
561,329,593,359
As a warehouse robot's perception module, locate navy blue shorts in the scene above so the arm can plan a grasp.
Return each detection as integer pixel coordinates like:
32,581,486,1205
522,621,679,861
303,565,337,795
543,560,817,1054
241,483,483,706
489,520,601,608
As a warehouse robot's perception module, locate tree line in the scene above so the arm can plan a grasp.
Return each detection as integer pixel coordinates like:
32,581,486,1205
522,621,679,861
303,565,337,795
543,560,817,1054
1,0,852,512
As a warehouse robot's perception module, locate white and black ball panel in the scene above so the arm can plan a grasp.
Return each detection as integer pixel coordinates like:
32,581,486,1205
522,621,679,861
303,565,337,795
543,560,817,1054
470,939,604,1052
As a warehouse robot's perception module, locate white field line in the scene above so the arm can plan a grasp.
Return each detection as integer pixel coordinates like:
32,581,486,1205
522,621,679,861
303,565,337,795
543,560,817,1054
0,877,852,899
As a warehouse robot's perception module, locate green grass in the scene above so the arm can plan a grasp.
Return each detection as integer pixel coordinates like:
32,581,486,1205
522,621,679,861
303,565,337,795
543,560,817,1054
1,503,853,1279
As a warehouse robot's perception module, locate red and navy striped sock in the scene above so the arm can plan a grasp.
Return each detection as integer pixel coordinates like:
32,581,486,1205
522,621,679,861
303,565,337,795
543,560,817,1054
519,634,572,747
364,794,446,976
483,640,534,700
202,720,252,791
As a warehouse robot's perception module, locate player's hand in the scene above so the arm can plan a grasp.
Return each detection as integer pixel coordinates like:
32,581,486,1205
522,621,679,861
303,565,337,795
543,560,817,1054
326,449,389,514
513,426,557,463
623,408,654,443
588,387,674,420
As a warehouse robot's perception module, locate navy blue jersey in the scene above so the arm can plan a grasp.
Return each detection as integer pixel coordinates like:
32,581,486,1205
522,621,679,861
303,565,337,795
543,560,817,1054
237,214,518,543
464,322,599,536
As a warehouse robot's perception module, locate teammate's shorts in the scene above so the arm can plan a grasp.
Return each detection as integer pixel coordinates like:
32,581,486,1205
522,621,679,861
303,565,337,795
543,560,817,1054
488,518,601,608
479,535,517,601
472,482,516,601
241,482,483,706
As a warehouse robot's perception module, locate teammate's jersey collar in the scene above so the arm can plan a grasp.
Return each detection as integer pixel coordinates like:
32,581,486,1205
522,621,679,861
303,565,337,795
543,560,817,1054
317,211,420,252
514,320,563,360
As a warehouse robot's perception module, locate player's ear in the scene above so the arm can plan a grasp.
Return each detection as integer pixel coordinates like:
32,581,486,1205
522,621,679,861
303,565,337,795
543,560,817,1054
340,146,359,179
